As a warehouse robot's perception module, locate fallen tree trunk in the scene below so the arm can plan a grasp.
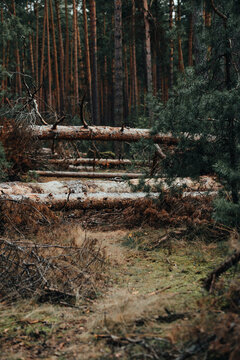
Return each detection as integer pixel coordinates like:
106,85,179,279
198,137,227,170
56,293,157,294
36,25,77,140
30,125,178,144
0,176,221,197
49,158,138,166
0,192,158,211
31,170,144,179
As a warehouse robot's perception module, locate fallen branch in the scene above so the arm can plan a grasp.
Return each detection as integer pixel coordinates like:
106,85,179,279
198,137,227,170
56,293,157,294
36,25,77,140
203,250,240,291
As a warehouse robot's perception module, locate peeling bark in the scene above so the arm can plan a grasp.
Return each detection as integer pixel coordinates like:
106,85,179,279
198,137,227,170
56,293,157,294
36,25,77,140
30,125,178,144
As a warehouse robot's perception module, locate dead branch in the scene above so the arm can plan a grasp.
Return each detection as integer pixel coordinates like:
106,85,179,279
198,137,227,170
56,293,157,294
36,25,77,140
154,144,166,159
23,78,49,125
203,250,240,291
80,93,88,128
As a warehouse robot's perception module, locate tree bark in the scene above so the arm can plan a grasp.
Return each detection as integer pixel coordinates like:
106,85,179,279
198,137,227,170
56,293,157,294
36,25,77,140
188,12,193,66
46,0,52,107
114,0,123,128
39,1,47,110
12,0,22,95
31,170,143,179
49,158,135,167
30,124,178,144
169,0,174,88
89,0,99,124
64,0,70,103
0,192,158,211
72,0,79,112
143,0,153,93
49,0,60,111
132,0,138,107
177,0,185,73
35,2,39,86
1,8,5,103
82,0,92,110
55,0,65,111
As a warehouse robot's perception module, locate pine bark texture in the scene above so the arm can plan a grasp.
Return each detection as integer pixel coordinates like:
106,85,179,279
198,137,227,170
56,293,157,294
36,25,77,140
143,0,152,93
30,125,178,144
114,0,123,127
82,0,92,109
55,0,65,111
72,0,79,111
89,0,99,124
49,0,60,111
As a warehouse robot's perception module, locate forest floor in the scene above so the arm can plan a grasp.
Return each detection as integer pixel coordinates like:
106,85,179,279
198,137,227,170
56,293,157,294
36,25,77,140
0,224,233,360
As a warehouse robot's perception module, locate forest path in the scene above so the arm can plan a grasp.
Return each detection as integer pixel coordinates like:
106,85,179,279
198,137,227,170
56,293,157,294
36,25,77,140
0,227,226,360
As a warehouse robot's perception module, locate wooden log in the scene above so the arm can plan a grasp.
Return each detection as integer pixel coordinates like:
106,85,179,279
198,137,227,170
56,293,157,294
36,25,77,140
0,176,221,197
0,192,158,211
31,170,144,179
49,158,134,166
30,125,178,144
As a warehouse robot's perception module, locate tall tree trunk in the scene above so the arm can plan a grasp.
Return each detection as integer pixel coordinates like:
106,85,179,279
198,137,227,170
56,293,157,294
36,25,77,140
39,2,47,111
34,2,39,86
124,44,129,119
27,2,35,78
1,8,5,103
55,0,65,112
82,0,92,113
12,0,22,95
49,0,60,111
169,0,174,88
89,0,99,124
46,0,52,107
188,12,193,66
64,0,70,105
177,0,185,73
143,0,152,94
103,14,108,124
132,0,138,107
77,9,85,92
114,0,123,128
72,0,79,112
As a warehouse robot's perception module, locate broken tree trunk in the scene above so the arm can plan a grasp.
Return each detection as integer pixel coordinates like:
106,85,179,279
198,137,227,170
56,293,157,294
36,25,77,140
31,170,143,179
30,125,178,144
